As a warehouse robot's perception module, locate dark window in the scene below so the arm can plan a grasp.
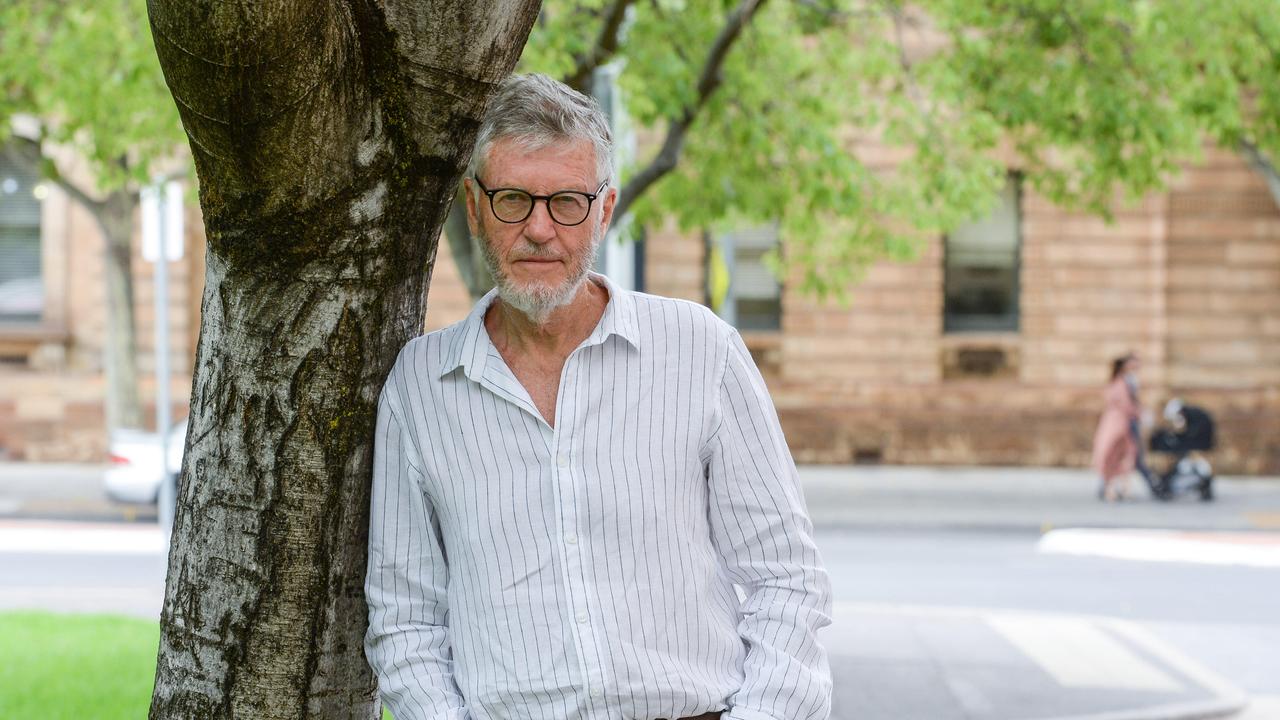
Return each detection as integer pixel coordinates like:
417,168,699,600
944,174,1021,333
712,224,781,332
0,148,43,323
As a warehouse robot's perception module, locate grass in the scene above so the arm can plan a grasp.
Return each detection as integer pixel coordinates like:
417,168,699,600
0,611,160,719
0,611,395,719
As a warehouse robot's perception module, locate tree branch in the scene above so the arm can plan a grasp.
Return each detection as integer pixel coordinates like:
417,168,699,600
614,0,767,221
1241,139,1280,209
887,2,936,136
3,133,104,214
563,0,639,93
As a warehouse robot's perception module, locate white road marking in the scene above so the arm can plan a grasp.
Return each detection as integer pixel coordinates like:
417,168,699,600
0,520,164,555
986,614,1181,691
1038,528,1280,568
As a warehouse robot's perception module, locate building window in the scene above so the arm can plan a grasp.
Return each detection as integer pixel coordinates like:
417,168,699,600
710,224,782,332
943,174,1021,333
0,148,43,323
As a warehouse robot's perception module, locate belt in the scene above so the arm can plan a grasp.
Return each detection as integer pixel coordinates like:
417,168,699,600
668,714,721,720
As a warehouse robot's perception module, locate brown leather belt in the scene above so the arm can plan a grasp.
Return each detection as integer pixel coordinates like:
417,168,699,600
672,714,721,720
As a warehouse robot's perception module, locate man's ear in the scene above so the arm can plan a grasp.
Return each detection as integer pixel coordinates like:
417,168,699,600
464,178,479,237
598,186,618,236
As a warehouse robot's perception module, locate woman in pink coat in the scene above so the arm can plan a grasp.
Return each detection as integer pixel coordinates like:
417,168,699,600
1091,354,1140,501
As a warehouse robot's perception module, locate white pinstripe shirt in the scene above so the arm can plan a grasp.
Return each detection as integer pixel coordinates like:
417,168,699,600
365,274,832,720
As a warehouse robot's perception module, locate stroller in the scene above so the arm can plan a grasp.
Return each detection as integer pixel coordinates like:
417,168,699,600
1145,399,1216,501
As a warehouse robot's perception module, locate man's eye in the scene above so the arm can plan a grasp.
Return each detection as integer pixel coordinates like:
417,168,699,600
495,192,529,208
551,194,586,210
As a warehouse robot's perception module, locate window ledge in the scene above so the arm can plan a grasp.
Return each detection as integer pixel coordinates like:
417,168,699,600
940,333,1021,381
0,323,69,360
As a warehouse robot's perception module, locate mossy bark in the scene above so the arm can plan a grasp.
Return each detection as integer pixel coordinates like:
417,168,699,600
145,1,541,717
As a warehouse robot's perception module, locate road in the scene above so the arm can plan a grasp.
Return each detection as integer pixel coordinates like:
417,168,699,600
2,519,1277,719
0,521,166,618
3,463,1279,718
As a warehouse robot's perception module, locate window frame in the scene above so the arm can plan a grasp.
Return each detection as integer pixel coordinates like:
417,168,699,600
711,223,783,333
0,143,68,361
942,172,1023,334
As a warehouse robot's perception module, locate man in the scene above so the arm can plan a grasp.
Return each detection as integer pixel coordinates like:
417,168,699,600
365,73,832,720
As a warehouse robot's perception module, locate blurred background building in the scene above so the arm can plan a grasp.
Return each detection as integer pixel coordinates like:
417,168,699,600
0,148,201,461
643,145,1280,475
2,140,1276,473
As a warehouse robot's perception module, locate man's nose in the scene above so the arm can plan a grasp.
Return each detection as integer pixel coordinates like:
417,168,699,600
522,200,557,243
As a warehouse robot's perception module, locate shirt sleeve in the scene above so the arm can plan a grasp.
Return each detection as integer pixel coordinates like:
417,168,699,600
365,387,467,720
705,330,834,720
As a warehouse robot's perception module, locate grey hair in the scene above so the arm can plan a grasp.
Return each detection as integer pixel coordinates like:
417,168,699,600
467,73,614,187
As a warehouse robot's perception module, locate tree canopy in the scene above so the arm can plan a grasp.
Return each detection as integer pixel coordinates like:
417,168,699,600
5,0,1279,301
521,0,1280,295
1,0,188,430
0,0,184,192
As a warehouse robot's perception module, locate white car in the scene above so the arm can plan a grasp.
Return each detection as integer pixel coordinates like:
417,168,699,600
104,419,187,504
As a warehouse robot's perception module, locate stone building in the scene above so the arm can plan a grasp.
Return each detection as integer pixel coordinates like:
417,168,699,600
0,149,203,461
666,146,1280,475
1,143,1277,473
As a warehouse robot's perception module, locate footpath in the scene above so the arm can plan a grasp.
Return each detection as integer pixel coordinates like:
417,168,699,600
5,462,1279,531
799,464,1280,534
2,462,1278,720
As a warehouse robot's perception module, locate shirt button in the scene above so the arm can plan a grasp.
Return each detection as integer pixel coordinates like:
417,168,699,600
576,611,588,624
556,453,569,468
590,688,602,698
565,533,578,545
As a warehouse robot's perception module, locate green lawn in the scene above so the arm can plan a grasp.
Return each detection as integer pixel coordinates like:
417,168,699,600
0,612,392,719
0,611,160,719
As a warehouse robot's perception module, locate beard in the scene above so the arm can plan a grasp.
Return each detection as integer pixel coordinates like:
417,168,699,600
477,225,603,325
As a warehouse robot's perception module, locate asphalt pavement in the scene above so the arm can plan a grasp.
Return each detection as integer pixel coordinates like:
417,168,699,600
2,461,1277,720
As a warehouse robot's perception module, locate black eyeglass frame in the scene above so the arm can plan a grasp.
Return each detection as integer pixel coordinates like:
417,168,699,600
473,176,609,227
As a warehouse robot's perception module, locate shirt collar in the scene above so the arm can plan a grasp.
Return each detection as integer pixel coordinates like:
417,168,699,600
438,272,640,381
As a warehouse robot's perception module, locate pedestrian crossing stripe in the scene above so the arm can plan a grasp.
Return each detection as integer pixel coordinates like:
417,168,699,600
985,615,1180,691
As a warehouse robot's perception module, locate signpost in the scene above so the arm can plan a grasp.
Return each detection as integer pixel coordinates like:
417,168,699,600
141,180,184,538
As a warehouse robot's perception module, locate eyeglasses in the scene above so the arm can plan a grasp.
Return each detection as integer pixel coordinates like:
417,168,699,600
473,177,609,227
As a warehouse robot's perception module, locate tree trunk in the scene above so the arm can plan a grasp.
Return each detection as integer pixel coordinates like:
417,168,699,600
146,1,540,718
96,191,145,431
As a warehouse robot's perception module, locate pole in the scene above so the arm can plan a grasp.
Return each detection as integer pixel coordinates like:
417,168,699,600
155,211,173,538
150,180,183,539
